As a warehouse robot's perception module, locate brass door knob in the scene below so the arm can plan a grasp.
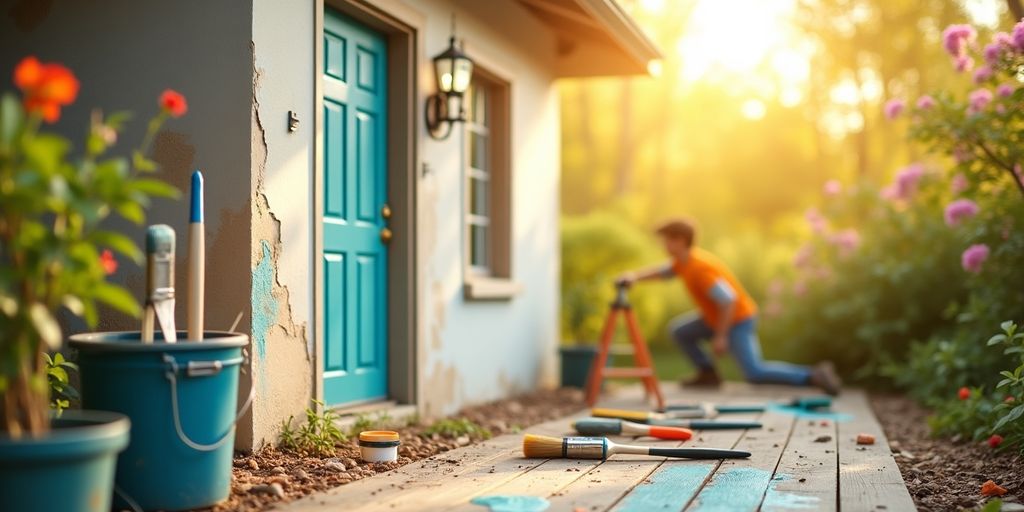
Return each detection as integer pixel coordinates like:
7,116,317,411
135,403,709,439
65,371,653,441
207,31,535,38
380,227,393,244
381,204,392,219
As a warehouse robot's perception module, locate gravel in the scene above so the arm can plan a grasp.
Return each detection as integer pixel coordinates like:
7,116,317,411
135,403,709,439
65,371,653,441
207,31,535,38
871,393,1023,511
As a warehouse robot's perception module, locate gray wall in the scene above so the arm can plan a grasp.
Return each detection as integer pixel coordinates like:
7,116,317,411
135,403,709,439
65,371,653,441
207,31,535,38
0,1,254,337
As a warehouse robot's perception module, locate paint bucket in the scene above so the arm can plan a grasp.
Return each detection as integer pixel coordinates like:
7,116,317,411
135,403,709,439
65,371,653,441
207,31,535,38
69,331,250,511
559,345,598,388
358,431,400,462
0,410,130,512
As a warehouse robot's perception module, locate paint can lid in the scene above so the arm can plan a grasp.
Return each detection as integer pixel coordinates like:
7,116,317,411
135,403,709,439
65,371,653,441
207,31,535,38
359,430,399,442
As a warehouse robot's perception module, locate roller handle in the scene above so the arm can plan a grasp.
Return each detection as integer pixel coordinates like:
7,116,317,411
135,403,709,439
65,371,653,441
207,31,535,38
649,447,751,459
791,396,832,409
713,405,766,413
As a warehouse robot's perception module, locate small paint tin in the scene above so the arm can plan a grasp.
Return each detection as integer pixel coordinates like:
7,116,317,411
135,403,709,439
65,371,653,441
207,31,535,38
358,431,401,462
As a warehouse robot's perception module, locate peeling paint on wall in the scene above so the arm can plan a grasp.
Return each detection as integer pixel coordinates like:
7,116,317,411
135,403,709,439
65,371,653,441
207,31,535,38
251,240,277,364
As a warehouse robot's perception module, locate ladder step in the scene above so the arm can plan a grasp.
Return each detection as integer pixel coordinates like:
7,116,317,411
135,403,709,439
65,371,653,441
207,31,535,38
601,367,654,378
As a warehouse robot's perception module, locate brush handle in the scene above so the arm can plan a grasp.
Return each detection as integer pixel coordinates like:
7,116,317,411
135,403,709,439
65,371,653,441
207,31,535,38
664,403,766,414
187,223,204,341
591,408,653,422
685,420,763,430
649,447,751,459
647,425,693,440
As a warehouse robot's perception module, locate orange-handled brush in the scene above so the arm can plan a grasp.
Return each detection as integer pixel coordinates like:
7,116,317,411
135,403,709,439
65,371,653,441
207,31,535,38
572,418,692,440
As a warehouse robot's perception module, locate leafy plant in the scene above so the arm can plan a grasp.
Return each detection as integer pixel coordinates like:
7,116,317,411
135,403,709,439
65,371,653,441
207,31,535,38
43,352,77,415
279,400,347,457
928,321,1024,453
0,56,182,437
422,417,491,440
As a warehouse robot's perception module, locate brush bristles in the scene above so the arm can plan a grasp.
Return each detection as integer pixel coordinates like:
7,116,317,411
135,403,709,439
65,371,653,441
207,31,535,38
523,434,563,458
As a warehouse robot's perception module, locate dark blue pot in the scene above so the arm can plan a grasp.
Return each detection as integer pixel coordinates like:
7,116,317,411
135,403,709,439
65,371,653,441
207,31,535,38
0,409,130,512
560,345,598,388
70,331,248,511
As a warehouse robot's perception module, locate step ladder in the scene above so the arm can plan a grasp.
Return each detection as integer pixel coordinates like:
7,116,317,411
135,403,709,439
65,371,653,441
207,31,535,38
585,282,665,409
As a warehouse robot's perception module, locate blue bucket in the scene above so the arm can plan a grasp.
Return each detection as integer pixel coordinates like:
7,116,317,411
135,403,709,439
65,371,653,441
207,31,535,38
0,409,130,512
69,331,250,511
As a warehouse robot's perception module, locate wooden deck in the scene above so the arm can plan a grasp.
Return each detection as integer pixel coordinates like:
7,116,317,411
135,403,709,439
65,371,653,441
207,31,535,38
281,383,914,512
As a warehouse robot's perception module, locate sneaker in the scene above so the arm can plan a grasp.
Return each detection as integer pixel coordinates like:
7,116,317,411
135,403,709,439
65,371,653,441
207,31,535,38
680,368,722,388
809,361,842,396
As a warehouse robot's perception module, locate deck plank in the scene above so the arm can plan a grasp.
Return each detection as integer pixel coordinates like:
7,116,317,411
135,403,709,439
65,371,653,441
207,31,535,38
282,412,584,512
761,412,839,511
684,411,796,511
609,413,761,512
835,390,915,512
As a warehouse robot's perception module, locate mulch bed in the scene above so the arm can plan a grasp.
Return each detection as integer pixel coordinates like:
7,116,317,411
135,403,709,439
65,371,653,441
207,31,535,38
871,393,1023,511
198,387,585,511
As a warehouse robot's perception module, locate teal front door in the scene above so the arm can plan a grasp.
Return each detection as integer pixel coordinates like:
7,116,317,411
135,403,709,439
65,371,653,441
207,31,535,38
322,9,389,406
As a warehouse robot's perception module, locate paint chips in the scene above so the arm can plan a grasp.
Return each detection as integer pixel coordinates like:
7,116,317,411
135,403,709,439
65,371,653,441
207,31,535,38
855,433,876,445
981,480,1008,497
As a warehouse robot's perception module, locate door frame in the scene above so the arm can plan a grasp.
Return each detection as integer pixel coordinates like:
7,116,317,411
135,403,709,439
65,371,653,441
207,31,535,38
314,0,421,407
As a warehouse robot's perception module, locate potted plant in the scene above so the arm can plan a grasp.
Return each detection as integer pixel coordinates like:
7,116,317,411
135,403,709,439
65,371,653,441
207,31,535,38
0,56,180,512
559,280,603,388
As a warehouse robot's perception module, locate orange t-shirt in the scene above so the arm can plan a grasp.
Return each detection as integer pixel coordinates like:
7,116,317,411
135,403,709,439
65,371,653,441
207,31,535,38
671,248,757,327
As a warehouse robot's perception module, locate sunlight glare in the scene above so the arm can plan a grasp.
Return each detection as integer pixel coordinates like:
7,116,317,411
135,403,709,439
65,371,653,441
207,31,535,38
640,0,665,12
675,0,811,109
741,99,767,120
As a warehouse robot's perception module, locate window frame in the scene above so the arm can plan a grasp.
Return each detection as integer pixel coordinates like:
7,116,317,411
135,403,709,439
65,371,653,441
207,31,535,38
462,67,519,300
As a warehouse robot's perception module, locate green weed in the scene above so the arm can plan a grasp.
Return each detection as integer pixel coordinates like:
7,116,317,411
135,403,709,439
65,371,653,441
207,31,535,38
279,399,347,457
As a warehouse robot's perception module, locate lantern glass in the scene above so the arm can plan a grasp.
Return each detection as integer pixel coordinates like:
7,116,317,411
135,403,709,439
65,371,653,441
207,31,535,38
435,56,454,93
452,57,473,94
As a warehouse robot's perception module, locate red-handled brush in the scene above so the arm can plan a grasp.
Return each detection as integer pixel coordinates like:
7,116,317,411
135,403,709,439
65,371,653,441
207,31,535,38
572,418,692,440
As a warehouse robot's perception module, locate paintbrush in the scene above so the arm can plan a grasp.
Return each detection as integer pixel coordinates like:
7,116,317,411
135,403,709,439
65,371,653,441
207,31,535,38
141,225,177,343
662,395,833,414
572,418,692,441
187,170,204,341
522,434,749,460
591,408,760,429
591,406,716,422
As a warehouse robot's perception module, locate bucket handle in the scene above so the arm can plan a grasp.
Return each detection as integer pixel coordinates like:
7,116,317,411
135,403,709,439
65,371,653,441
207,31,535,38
162,354,255,452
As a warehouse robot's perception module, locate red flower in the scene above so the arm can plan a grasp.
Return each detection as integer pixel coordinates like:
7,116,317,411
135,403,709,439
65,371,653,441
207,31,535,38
958,387,970,400
99,249,117,276
13,56,79,123
1007,396,1016,403
987,434,1003,448
159,89,187,118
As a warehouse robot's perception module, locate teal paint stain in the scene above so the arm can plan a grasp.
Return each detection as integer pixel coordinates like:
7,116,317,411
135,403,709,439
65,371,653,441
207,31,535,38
691,467,774,511
767,404,853,422
762,474,821,511
250,242,278,395
616,464,714,511
470,495,549,512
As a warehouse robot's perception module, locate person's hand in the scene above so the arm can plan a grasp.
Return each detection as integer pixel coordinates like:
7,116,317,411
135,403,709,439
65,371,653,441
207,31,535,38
711,333,729,356
615,272,636,288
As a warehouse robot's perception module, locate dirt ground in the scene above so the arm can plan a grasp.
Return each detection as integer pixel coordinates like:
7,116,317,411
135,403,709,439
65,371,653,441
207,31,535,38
196,387,586,512
871,394,1023,511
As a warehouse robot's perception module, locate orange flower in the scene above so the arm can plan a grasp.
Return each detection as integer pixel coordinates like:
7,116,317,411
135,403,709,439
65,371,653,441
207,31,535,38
13,56,79,123
99,249,117,276
159,89,187,118
958,387,970,400
981,480,1007,497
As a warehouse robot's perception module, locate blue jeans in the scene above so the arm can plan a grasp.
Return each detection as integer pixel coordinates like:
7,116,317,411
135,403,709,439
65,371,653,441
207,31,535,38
669,312,811,386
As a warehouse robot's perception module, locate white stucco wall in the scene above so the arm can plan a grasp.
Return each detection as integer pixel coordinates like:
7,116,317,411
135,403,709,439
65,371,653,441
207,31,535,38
248,0,563,424
415,0,561,417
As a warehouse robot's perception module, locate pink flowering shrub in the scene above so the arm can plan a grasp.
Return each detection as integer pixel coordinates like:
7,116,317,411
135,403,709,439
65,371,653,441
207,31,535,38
944,198,980,226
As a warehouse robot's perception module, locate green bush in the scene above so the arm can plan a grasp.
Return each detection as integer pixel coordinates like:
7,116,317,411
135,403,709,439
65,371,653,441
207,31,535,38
927,321,1024,453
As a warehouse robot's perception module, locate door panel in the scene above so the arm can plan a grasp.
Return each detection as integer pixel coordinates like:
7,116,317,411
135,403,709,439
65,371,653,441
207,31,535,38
322,8,388,406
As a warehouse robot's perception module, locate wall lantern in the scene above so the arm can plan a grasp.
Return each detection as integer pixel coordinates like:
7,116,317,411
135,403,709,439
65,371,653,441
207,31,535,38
425,16,473,140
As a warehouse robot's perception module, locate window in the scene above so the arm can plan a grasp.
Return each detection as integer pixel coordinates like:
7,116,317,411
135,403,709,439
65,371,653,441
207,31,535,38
463,71,518,299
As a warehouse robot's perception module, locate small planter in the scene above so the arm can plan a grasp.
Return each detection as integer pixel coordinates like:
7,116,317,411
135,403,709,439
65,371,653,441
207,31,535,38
559,345,598,388
0,409,130,512
69,331,250,511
